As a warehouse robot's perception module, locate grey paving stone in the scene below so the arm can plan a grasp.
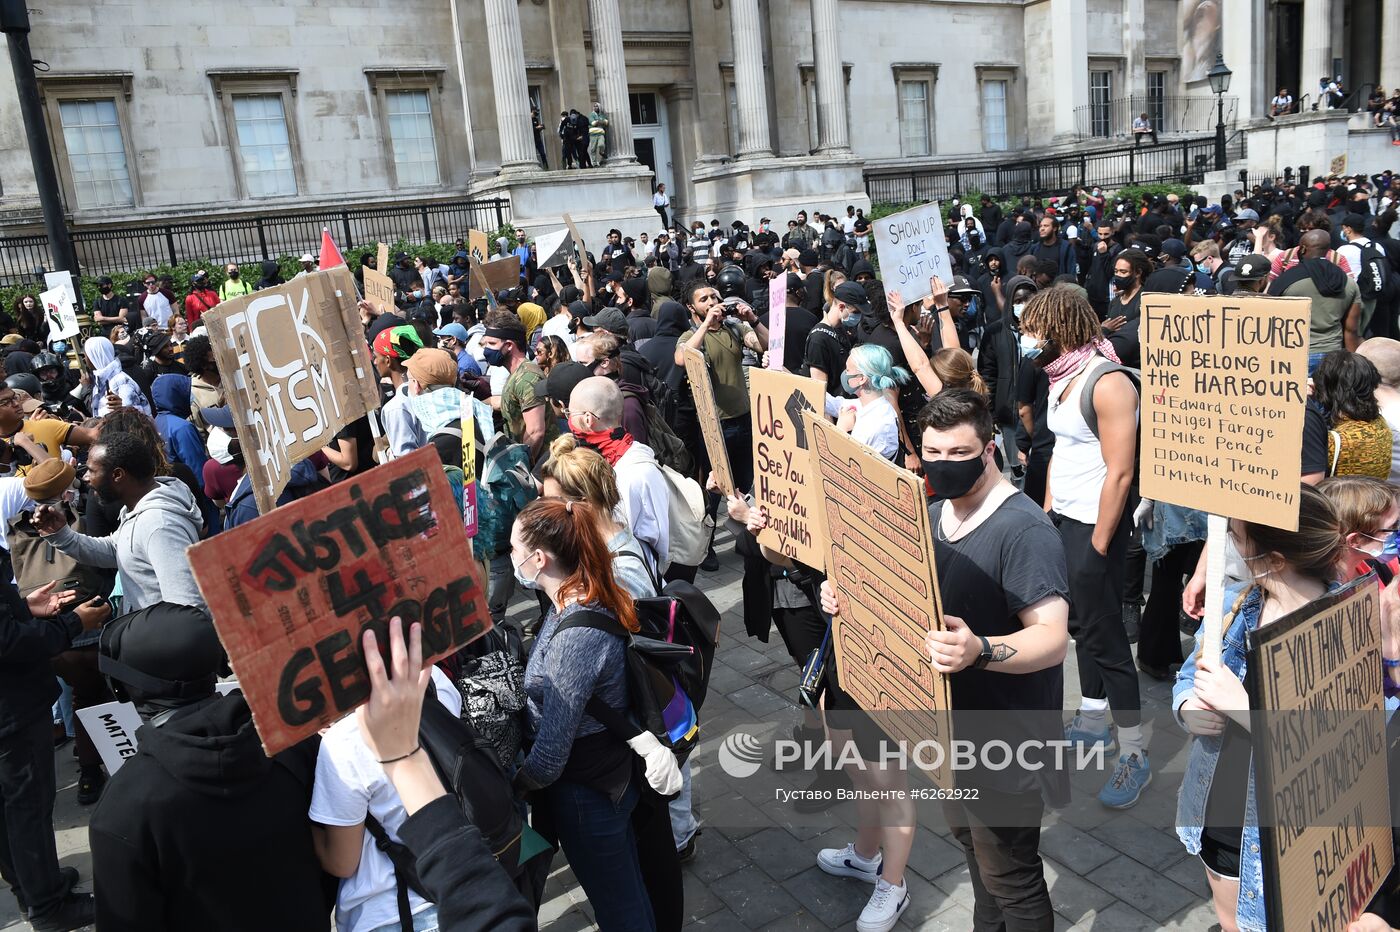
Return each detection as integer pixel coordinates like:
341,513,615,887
712,863,803,928
1160,897,1222,929
683,826,750,884
1084,854,1198,921
781,865,874,929
683,867,726,922
738,827,824,883
1065,900,1162,931
904,830,967,883
1088,813,1189,870
757,911,833,931
1161,853,1211,899
1037,820,1118,875
724,642,782,675
727,683,792,717
930,862,977,911
683,905,746,930
895,866,959,927
699,791,771,839
900,901,976,931
1043,855,1116,924
707,660,753,696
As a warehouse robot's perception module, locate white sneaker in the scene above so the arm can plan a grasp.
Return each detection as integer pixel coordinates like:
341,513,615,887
815,842,882,882
857,878,909,932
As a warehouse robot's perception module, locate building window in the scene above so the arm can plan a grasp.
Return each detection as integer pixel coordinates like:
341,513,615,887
629,92,660,126
56,99,133,209
1147,71,1167,132
898,80,932,157
1090,70,1113,137
231,93,297,197
981,80,1008,151
385,90,439,187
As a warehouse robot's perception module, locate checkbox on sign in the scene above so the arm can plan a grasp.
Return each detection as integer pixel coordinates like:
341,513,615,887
1153,393,1165,405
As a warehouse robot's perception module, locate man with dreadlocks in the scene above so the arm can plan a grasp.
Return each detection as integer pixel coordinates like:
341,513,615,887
1016,286,1150,808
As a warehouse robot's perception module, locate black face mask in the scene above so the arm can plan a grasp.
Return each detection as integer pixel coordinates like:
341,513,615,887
922,452,986,501
1112,274,1135,292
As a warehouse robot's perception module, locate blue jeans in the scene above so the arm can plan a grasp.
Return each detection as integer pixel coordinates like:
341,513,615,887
1308,351,1327,375
668,761,698,849
367,904,439,932
546,780,654,932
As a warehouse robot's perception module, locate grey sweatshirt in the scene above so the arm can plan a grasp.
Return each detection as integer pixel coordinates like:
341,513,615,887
46,477,206,613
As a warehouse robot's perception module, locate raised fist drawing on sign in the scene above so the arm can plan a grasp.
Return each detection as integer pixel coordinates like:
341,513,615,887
785,389,816,449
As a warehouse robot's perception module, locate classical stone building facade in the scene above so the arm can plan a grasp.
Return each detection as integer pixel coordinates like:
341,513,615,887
0,0,1393,240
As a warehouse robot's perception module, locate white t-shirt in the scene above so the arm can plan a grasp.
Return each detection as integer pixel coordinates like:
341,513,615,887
142,292,173,328
309,667,462,932
540,311,575,348
842,216,857,235
653,191,669,208
826,394,901,460
0,477,34,552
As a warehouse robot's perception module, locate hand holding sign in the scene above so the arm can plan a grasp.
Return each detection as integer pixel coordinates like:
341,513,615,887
356,617,434,766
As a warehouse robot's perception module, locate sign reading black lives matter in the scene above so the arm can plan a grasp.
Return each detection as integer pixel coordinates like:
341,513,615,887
1247,576,1392,931
188,448,491,756
1140,293,1310,529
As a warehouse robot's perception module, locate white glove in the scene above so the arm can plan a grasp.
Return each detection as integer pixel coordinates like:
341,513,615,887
1132,498,1154,530
626,731,683,796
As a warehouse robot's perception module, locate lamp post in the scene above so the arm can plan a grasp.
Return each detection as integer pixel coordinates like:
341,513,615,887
1207,52,1233,172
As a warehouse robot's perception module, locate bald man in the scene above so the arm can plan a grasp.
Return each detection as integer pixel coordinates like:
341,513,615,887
1269,229,1361,364
1358,338,1400,481
566,376,671,569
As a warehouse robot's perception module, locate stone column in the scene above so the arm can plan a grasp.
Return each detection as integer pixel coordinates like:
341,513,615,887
1301,0,1333,106
1383,0,1400,95
1122,0,1147,101
1050,0,1089,140
587,0,636,163
730,0,773,158
484,0,538,170
810,0,849,152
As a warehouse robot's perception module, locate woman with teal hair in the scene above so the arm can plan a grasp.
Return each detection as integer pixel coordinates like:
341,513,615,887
825,343,910,461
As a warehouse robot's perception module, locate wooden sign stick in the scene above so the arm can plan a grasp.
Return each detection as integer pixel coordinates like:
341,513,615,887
469,256,500,313
1201,513,1228,665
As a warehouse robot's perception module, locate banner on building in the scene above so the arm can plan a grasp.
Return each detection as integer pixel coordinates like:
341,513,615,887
1139,293,1309,530
188,448,491,756
1247,577,1392,931
201,266,382,514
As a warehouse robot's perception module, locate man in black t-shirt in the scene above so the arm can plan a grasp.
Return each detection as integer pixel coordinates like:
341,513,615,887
322,414,376,483
803,283,857,395
820,390,1070,931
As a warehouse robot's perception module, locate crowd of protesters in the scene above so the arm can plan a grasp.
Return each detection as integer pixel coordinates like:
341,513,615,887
0,163,1399,932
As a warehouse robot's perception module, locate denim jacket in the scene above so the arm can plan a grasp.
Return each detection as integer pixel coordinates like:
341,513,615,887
1141,502,1208,565
1171,583,1267,931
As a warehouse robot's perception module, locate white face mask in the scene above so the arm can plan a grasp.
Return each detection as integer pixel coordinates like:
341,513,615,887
1223,535,1271,584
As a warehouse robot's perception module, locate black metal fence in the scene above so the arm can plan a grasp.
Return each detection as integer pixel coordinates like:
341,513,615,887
0,197,511,289
864,133,1247,205
1074,95,1238,140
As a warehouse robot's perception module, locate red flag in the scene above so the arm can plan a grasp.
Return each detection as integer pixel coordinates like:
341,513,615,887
318,228,345,270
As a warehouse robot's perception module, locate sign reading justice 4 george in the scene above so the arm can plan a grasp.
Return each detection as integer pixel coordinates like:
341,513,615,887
188,448,491,756
1139,294,1309,529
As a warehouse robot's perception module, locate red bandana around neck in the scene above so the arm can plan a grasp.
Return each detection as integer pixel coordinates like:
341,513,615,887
572,425,635,465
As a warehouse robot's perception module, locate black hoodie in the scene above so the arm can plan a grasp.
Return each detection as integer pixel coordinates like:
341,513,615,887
642,301,688,390
1268,255,1350,298
255,259,283,291
89,692,331,932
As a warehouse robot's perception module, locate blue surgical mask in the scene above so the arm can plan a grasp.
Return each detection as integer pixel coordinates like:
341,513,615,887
1012,302,1026,319
1018,332,1042,359
1363,530,1399,559
841,312,861,329
512,554,542,590
482,346,506,367
839,371,864,394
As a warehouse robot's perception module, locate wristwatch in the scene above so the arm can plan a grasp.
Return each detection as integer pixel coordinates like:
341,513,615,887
972,636,994,670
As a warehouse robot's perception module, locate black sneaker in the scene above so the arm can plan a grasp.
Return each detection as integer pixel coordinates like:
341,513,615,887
1179,610,1199,636
792,767,852,814
1122,602,1141,644
699,548,720,572
29,892,94,932
677,828,703,863
76,766,106,806
15,867,79,914
1136,658,1175,682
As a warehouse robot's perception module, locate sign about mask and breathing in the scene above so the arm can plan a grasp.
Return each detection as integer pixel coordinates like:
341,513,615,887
872,201,951,307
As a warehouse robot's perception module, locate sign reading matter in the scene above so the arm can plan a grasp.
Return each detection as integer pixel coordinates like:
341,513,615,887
1247,577,1392,932
683,347,733,495
188,448,491,756
803,412,952,787
202,266,381,514
1140,294,1309,529
749,367,826,568
873,201,951,307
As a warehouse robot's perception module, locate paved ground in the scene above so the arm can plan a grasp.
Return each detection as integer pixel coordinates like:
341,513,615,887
3,528,1214,931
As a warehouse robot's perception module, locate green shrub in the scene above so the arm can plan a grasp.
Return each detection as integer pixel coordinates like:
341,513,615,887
1110,182,1198,204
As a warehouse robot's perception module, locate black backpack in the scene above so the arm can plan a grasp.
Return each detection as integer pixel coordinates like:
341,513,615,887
1358,240,1396,302
364,689,535,931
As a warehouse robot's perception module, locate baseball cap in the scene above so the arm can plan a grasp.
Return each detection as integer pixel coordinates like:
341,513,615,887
1234,208,1260,222
534,361,591,405
581,307,630,336
1161,239,1188,259
1233,254,1271,281
832,281,871,311
432,322,471,343
948,275,979,296
404,347,458,388
798,248,819,267
299,253,315,263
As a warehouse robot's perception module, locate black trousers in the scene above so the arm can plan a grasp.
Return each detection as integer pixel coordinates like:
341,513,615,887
943,790,1054,932
655,206,669,230
1056,513,1141,726
1138,540,1203,669
1123,522,1146,605
50,646,112,771
0,716,64,917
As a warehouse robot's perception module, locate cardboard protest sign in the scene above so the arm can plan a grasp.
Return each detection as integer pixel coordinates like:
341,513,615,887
467,255,521,300
873,202,951,307
39,286,80,340
468,229,489,264
1247,577,1392,932
78,683,242,774
1330,153,1348,176
462,404,478,537
1140,293,1309,530
562,212,587,260
749,367,827,567
201,266,381,514
43,270,76,307
377,242,389,273
767,280,787,371
362,265,396,316
188,448,491,756
533,228,572,269
683,346,734,495
803,412,952,786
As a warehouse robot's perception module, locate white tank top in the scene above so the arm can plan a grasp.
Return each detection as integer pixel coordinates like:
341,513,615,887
1046,356,1111,524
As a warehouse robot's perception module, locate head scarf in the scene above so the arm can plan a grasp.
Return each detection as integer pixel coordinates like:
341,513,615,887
372,325,423,361
517,303,547,341
84,336,123,384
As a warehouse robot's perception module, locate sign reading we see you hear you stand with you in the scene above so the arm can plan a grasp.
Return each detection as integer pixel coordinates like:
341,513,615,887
187,448,492,756
872,201,951,307
1139,293,1310,529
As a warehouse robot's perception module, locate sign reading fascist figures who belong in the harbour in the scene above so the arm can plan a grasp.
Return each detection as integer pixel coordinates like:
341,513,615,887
202,266,381,514
872,201,951,307
1247,577,1392,931
187,448,492,756
1139,293,1309,530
